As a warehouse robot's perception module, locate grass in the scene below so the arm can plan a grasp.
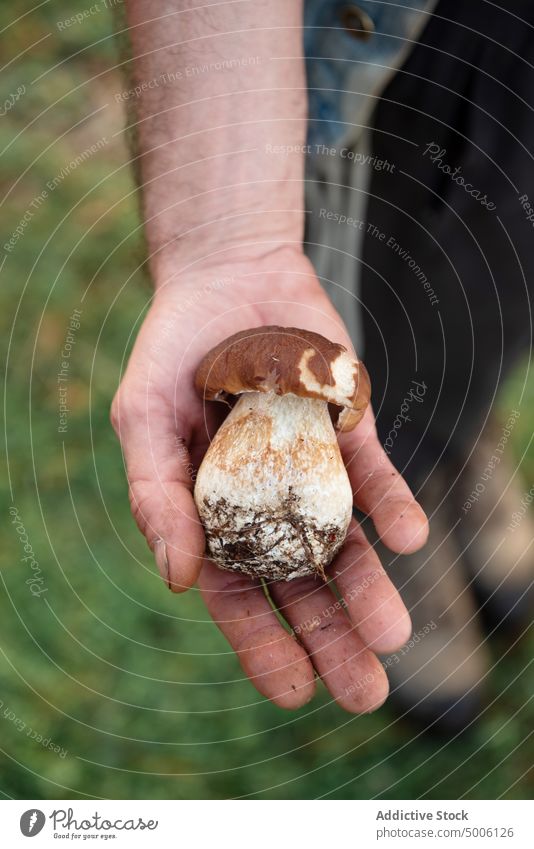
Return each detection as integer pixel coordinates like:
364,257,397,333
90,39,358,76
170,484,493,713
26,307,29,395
0,0,533,799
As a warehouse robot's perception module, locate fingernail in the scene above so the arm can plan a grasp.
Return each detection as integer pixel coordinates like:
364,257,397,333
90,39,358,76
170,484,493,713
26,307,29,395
153,539,171,589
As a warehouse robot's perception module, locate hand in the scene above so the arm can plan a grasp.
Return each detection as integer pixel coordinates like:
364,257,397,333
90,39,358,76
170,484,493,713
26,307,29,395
111,247,429,713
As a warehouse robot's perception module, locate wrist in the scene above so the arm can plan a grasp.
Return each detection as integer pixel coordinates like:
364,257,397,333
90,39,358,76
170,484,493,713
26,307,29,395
151,242,308,293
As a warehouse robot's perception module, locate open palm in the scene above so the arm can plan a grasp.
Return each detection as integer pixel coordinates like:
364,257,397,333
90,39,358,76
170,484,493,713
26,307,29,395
111,248,428,712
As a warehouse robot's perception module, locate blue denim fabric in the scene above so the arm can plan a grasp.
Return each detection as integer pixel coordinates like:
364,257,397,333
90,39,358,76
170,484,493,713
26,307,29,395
304,0,434,149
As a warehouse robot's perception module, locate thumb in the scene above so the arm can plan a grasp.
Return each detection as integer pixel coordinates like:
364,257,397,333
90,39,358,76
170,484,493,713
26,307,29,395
111,388,205,592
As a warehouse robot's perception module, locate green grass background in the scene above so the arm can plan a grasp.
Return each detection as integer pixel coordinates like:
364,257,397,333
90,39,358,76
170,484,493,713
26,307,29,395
1,1,532,799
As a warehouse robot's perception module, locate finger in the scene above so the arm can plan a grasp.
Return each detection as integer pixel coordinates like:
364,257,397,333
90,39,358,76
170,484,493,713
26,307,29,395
111,388,205,592
270,577,389,713
339,406,429,554
199,562,316,709
328,520,412,653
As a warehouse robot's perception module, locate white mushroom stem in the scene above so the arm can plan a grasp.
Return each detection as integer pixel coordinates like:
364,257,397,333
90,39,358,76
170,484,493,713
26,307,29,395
194,391,354,581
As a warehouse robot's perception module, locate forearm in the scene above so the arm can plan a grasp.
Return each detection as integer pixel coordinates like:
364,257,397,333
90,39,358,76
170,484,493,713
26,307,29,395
124,0,307,284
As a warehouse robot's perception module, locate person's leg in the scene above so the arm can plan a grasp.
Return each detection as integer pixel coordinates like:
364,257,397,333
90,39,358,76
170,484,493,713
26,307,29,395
361,0,534,731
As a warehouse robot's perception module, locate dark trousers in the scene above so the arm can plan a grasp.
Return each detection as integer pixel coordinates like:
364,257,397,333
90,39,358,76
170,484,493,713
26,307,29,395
362,0,534,488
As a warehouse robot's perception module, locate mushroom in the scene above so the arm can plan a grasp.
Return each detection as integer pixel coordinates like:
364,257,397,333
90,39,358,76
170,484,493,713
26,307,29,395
193,326,371,581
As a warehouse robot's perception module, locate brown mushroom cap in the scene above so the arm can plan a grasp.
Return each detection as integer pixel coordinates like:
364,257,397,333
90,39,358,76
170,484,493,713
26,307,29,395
194,326,371,431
